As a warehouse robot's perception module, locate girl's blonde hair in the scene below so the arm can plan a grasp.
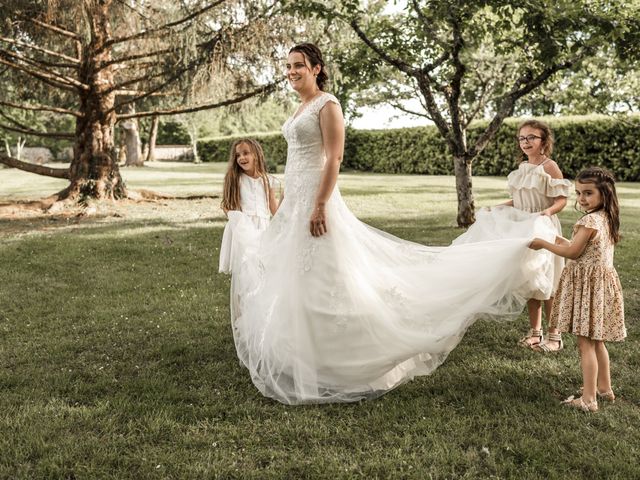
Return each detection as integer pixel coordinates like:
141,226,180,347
576,166,620,244
517,119,555,159
221,139,269,212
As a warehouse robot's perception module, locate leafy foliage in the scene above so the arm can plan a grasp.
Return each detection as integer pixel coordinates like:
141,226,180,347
196,115,640,181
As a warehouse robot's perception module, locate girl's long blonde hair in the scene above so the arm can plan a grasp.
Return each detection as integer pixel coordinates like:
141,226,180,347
221,139,270,212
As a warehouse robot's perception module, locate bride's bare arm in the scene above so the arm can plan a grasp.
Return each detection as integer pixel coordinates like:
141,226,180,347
310,101,345,237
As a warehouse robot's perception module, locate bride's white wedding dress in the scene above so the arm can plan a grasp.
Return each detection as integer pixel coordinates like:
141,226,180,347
225,93,557,404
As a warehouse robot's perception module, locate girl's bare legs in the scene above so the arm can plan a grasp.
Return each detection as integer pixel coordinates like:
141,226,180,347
577,336,598,403
524,298,543,346
539,297,562,351
594,341,612,394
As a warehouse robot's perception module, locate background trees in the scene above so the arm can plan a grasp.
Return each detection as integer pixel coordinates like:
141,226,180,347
0,0,288,203
296,0,639,226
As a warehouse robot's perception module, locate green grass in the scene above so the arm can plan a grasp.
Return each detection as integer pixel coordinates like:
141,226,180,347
0,163,639,479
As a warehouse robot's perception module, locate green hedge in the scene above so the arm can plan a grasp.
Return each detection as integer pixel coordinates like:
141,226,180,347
197,115,640,181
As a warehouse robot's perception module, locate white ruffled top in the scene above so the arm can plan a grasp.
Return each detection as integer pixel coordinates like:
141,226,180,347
507,161,571,213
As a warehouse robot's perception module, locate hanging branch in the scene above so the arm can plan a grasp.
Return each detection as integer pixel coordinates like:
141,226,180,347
116,82,279,120
0,36,80,64
0,100,82,117
0,154,70,178
0,51,86,91
107,0,227,46
0,111,75,139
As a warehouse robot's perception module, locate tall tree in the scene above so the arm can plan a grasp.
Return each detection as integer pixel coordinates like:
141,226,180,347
296,0,638,226
0,0,286,204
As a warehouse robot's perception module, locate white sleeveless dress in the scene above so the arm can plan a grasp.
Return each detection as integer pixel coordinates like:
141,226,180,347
224,93,558,404
219,174,274,273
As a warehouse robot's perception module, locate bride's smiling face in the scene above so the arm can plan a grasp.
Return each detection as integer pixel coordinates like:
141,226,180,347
286,52,319,92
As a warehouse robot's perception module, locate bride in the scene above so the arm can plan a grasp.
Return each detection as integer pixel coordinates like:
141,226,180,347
224,43,557,404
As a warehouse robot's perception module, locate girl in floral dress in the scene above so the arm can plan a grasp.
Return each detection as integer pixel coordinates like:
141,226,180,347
530,167,625,412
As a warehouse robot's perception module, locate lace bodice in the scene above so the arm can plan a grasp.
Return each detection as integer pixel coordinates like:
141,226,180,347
281,93,341,210
282,92,340,173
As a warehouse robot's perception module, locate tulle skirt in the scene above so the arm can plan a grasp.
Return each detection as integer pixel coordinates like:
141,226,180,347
218,213,270,274
223,195,557,404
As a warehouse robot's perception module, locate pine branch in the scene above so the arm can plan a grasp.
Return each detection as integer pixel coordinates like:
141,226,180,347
107,0,227,46
0,112,74,139
0,100,82,117
116,82,279,120
23,16,80,40
0,50,86,91
0,36,80,63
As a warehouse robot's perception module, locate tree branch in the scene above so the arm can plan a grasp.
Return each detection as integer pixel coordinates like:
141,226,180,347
416,76,451,140
447,16,466,153
106,69,172,94
0,100,82,117
23,16,80,40
116,82,279,120
0,48,83,85
0,36,80,64
388,101,430,119
0,155,70,179
350,19,418,76
470,61,574,157
107,0,227,46
100,47,173,69
0,52,85,92
0,112,75,139
409,0,449,49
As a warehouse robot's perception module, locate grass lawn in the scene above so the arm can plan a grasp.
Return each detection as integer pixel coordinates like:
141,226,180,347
0,162,639,479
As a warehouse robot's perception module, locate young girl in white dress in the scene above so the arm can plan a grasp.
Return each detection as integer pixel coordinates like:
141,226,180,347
530,167,625,412
499,120,571,351
218,139,278,273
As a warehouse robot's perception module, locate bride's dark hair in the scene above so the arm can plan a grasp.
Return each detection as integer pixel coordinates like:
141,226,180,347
289,43,328,90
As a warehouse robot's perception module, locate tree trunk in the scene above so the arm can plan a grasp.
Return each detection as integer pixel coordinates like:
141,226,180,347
16,137,26,160
189,130,200,163
145,115,159,162
453,155,475,228
122,120,143,167
62,0,127,202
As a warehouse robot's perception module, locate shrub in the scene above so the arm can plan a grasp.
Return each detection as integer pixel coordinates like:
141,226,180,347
196,115,640,181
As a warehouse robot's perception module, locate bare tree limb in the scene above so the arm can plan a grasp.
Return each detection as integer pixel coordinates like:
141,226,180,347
0,36,80,63
0,100,82,117
388,101,430,119
20,16,80,40
116,82,279,120
107,0,226,46
0,155,70,178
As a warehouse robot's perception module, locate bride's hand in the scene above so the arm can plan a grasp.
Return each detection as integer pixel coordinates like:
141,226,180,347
310,204,327,237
